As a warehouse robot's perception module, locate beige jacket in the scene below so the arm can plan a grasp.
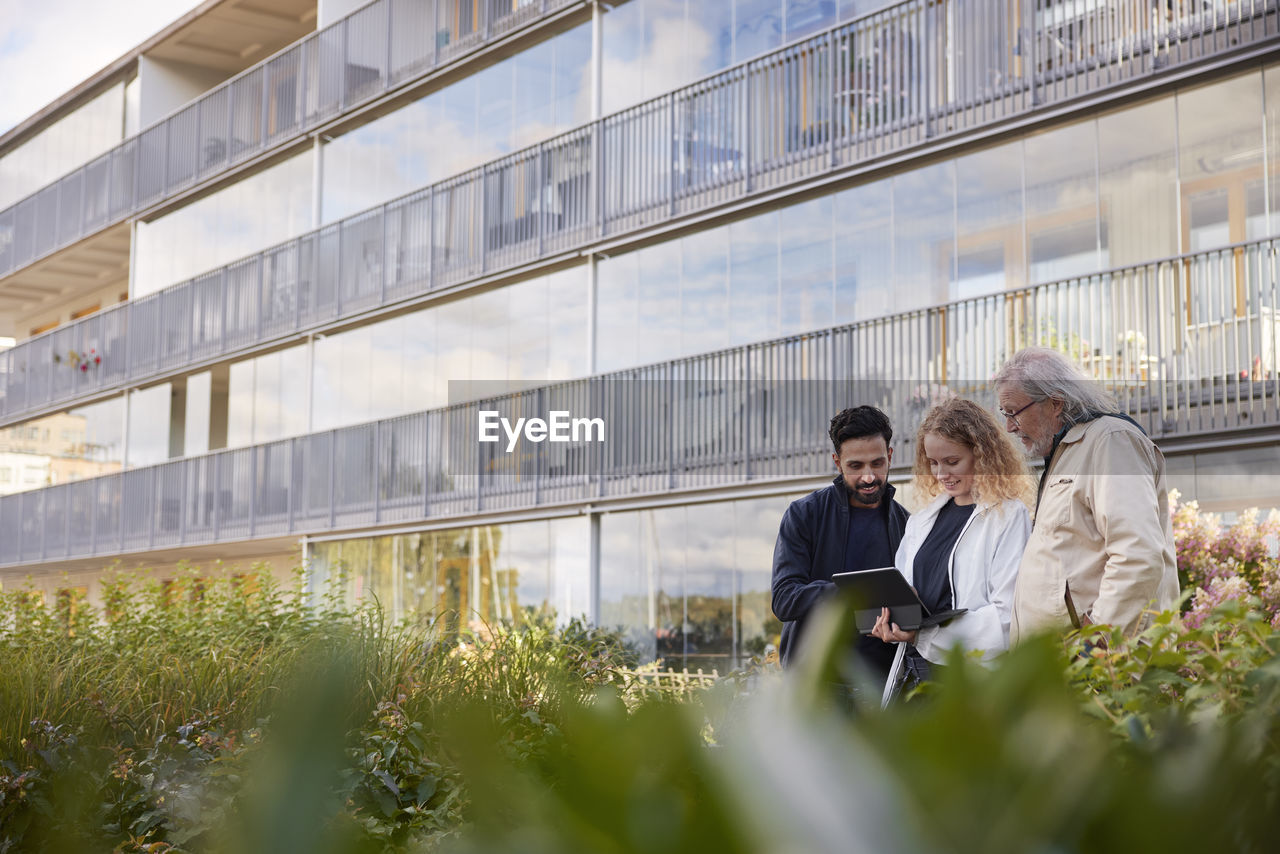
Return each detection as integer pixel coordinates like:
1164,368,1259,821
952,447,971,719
1010,416,1179,643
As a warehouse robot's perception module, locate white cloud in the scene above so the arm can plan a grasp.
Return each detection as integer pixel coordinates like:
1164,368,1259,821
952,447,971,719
0,0,203,134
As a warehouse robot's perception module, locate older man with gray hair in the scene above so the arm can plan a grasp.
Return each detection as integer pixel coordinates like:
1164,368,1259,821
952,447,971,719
993,346,1179,642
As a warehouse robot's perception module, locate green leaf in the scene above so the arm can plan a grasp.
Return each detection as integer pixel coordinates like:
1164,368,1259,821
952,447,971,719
415,776,438,806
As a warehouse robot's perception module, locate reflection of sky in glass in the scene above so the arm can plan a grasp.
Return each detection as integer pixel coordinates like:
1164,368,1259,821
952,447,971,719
133,150,313,297
893,160,955,310
321,23,591,224
302,266,586,430
730,214,778,345
1099,98,1177,269
779,197,834,335
835,177,891,324
956,142,1023,297
0,83,125,210
679,231,727,356
70,396,125,464
1026,121,1098,283
126,383,171,467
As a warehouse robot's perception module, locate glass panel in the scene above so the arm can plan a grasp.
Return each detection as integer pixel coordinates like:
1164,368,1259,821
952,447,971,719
1179,73,1265,253
0,397,125,493
735,0,784,62
488,520,554,623
893,161,955,310
596,252,639,373
834,177,892,323
839,0,897,21
133,150,313,298
1025,121,1099,284
1098,97,1177,270
552,23,593,130
729,212,780,345
437,297,473,403
475,62,515,160
227,360,255,448
599,511,656,660
683,502,735,673
550,516,591,624
0,83,126,210
687,0,735,79
547,266,589,381
679,228,728,357
1266,66,1280,239
786,0,838,41
601,0,647,114
735,495,789,661
127,383,171,467
513,39,555,150
778,197,833,335
955,141,1024,299
507,276,551,383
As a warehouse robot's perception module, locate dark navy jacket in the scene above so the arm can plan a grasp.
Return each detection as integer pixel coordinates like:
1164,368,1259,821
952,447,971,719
771,476,910,669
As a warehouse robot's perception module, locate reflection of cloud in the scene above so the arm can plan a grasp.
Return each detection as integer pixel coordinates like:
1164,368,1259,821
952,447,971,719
135,150,313,296
0,84,126,209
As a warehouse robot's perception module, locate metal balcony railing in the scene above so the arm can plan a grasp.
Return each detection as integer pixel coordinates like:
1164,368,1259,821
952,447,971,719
2,0,1276,428
0,0,578,279
2,234,1279,568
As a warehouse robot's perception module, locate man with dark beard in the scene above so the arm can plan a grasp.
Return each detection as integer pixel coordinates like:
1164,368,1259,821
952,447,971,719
771,406,909,680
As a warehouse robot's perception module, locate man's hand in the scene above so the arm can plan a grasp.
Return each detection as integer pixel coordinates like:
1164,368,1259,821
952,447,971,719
870,606,917,644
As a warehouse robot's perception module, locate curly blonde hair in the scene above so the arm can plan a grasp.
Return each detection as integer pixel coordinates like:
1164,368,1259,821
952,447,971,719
912,398,1033,507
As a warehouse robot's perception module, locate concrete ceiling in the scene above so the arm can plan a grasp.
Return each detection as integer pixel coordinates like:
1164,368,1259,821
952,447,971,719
145,0,318,74
0,223,131,314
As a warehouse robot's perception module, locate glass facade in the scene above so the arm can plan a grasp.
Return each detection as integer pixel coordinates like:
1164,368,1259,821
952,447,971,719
311,266,589,432
0,83,127,211
307,515,591,632
132,150,314,298
308,491,789,671
126,383,172,467
599,494,790,671
596,66,1280,372
601,0,882,115
0,398,124,493
321,22,593,223
227,346,309,448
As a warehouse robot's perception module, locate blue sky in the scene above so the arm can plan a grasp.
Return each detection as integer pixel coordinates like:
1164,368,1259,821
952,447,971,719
0,0,202,134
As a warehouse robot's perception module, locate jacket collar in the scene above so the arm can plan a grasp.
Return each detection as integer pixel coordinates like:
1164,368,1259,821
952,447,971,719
916,491,992,521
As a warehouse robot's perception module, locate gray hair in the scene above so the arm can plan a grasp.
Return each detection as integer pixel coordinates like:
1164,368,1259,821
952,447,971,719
992,346,1117,426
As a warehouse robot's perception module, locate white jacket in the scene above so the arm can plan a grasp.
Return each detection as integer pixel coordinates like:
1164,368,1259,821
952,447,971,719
893,494,1031,665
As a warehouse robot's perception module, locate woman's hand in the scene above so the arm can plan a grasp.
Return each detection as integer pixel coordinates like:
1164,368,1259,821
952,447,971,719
870,607,917,644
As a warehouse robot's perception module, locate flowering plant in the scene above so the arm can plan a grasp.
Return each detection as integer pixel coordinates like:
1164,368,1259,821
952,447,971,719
52,348,101,372
1171,489,1280,628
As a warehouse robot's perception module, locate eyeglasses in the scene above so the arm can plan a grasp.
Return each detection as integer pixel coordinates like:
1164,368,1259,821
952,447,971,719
998,398,1040,429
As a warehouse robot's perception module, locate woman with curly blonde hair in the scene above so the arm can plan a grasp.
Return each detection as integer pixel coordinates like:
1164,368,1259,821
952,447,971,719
871,397,1032,693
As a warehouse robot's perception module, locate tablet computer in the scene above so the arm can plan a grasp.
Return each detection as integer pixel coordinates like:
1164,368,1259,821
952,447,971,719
832,567,966,634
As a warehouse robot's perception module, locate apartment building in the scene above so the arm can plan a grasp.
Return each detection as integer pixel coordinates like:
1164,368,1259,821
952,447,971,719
2,0,1279,670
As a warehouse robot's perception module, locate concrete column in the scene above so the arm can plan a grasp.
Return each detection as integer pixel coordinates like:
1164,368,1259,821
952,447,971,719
208,363,231,450
168,376,187,458
588,511,601,625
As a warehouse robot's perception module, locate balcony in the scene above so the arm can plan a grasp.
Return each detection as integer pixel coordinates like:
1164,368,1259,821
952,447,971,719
0,0,580,285
2,234,1279,569
2,0,1278,428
